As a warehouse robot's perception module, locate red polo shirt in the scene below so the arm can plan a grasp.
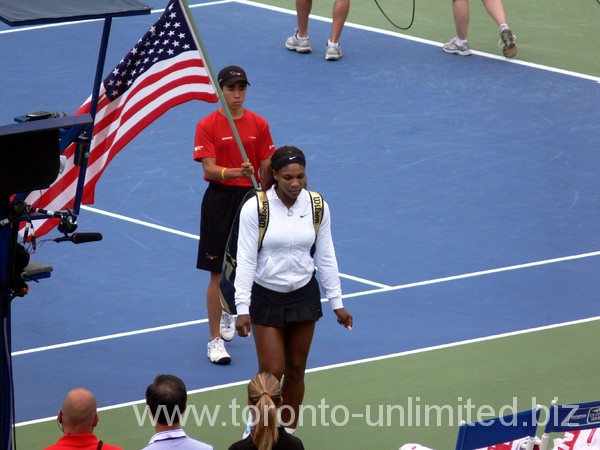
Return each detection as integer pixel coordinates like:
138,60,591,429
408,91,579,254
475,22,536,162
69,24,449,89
44,433,122,450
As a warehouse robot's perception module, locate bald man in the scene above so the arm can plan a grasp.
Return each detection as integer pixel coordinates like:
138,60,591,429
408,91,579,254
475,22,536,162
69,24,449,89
44,388,122,450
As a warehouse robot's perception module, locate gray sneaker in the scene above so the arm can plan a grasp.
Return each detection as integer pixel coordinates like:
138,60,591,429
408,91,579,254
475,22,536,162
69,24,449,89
443,37,472,56
325,42,342,60
286,32,311,53
499,27,517,58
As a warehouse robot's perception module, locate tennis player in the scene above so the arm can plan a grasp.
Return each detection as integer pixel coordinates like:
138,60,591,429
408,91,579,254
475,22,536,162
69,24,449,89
234,145,353,433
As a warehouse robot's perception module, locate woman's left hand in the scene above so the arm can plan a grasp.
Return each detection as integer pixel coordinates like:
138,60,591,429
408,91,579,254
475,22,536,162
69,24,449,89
334,308,353,330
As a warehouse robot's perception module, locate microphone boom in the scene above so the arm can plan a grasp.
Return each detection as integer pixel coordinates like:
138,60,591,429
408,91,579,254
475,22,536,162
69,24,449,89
54,232,103,244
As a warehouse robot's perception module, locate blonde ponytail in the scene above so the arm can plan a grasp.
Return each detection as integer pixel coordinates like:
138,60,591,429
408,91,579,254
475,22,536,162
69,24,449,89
248,372,282,450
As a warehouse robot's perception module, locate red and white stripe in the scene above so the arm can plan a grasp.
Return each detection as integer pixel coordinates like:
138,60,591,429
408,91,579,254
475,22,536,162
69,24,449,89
25,51,217,237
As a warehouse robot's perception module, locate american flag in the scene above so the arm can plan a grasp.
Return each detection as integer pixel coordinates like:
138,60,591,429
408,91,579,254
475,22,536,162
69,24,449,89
24,0,218,237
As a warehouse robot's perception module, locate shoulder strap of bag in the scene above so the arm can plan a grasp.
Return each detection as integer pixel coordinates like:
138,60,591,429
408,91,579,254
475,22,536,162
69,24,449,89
308,191,323,256
308,191,323,235
256,189,269,251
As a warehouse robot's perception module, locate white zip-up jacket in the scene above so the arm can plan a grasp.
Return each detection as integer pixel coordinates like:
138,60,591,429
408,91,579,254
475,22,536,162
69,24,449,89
234,186,343,315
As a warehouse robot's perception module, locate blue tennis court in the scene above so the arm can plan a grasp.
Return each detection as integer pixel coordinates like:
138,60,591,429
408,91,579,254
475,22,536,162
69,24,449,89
2,0,599,431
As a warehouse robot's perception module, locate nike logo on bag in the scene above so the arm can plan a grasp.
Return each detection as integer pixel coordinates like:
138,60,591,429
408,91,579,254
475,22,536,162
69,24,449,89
300,214,309,218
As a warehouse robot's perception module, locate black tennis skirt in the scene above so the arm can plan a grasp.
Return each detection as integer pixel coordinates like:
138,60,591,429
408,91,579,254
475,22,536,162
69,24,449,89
250,274,323,327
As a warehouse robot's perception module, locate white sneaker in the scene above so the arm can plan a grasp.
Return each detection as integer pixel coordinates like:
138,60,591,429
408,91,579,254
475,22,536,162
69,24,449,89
207,337,231,365
220,311,235,342
325,41,342,60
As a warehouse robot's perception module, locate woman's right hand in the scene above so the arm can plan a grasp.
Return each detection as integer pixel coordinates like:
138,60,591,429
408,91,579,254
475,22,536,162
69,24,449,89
236,314,252,337
334,308,353,331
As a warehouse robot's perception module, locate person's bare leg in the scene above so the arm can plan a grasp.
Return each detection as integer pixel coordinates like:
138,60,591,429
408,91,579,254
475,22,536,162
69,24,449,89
280,321,315,429
329,0,350,43
207,272,222,341
453,0,470,41
295,0,312,37
481,0,507,26
253,324,286,379
482,0,516,57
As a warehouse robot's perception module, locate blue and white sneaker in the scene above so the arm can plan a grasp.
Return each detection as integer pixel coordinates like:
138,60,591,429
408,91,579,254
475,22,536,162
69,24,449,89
207,337,231,365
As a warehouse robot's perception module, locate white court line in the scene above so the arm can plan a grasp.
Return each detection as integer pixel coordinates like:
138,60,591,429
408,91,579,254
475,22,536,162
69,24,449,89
338,273,390,288
12,318,207,356
1,0,598,83
236,0,600,83
17,314,600,427
81,205,391,288
341,250,600,298
82,205,200,240
81,204,600,293
12,231,600,357
0,0,234,34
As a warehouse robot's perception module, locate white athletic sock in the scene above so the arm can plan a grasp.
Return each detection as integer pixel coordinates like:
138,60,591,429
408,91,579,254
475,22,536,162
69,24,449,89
499,23,509,32
327,40,339,48
455,38,468,46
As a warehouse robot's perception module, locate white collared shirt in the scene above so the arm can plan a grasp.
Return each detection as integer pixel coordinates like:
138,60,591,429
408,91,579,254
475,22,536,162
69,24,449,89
143,429,213,449
234,187,343,314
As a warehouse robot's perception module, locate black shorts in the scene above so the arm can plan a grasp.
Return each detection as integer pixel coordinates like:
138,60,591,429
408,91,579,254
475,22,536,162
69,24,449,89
197,182,252,272
250,274,323,327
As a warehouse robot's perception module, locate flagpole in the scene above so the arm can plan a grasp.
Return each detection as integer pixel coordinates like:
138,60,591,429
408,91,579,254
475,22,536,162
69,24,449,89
179,0,259,190
73,17,114,214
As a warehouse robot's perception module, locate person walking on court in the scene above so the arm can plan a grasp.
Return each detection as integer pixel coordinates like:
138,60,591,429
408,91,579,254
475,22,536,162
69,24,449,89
443,0,517,58
195,65,275,365
234,145,353,433
228,372,305,450
44,388,122,450
285,0,350,60
142,374,214,450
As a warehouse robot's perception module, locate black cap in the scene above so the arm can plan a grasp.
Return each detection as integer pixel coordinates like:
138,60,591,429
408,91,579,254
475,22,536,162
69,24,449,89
217,65,249,88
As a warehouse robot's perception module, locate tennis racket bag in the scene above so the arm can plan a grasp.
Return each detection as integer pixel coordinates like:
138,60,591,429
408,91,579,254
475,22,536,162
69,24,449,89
219,189,268,315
